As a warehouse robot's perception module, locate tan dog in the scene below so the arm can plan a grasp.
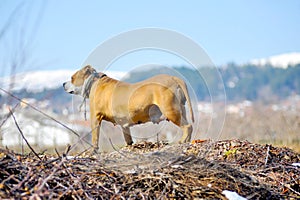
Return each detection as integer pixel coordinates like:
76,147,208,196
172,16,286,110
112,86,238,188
63,65,194,151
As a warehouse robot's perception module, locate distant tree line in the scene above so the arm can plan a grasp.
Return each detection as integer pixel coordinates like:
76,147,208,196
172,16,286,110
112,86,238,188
1,64,299,106
220,63,300,101
126,63,300,102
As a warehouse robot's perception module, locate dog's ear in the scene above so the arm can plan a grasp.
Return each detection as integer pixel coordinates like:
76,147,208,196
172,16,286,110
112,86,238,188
83,65,96,75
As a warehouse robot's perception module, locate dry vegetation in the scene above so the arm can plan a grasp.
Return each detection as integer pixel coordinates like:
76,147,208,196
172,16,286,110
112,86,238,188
196,104,300,153
1,140,299,199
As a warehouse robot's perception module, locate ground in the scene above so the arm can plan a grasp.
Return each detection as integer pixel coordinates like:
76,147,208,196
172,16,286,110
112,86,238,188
0,140,299,199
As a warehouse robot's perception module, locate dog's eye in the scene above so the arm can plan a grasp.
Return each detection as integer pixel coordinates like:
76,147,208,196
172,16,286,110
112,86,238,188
71,77,74,82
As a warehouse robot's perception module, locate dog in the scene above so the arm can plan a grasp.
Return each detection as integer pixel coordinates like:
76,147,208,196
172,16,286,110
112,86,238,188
63,65,194,151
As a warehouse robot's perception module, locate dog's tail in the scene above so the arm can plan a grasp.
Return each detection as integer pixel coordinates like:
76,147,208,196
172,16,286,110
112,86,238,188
173,77,195,123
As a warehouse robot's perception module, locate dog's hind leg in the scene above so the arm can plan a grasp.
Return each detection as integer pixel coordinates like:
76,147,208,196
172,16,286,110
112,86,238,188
180,124,193,143
122,126,133,145
162,104,192,143
179,105,193,143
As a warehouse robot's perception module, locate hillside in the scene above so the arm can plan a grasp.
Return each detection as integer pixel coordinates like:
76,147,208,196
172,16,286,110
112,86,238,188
126,63,300,101
1,63,300,106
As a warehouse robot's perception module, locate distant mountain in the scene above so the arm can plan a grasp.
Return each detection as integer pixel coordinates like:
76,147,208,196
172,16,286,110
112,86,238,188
1,52,299,93
0,69,127,93
1,53,300,103
250,52,300,68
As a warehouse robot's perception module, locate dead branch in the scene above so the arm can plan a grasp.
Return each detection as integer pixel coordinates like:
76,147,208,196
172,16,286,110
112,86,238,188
8,107,41,161
265,144,270,166
0,87,93,147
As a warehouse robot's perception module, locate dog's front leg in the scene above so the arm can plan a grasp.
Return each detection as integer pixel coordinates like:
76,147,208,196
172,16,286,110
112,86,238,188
91,114,103,153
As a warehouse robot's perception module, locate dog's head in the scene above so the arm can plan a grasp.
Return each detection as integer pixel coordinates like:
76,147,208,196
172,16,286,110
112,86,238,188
63,65,96,95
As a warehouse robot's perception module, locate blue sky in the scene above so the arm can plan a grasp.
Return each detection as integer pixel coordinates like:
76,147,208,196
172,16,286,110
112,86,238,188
1,0,300,74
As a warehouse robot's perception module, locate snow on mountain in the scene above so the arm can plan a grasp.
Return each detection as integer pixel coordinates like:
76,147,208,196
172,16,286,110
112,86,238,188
1,52,299,93
250,52,300,68
0,69,127,93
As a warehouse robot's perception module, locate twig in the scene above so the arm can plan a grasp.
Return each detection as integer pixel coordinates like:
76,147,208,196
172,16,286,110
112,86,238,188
0,174,18,187
35,158,65,193
0,87,93,147
156,132,160,149
12,167,33,192
98,182,115,194
54,148,61,158
74,146,93,158
69,124,102,153
264,145,270,166
280,181,300,196
0,103,19,128
8,107,42,161
62,163,93,200
0,2,25,39
63,144,71,157
109,138,129,158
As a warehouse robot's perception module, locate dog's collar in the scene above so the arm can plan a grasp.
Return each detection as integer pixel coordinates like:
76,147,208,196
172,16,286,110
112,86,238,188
99,73,107,79
80,72,106,120
81,72,106,98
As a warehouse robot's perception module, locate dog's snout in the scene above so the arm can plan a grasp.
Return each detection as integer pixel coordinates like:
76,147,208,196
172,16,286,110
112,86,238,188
63,81,77,94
